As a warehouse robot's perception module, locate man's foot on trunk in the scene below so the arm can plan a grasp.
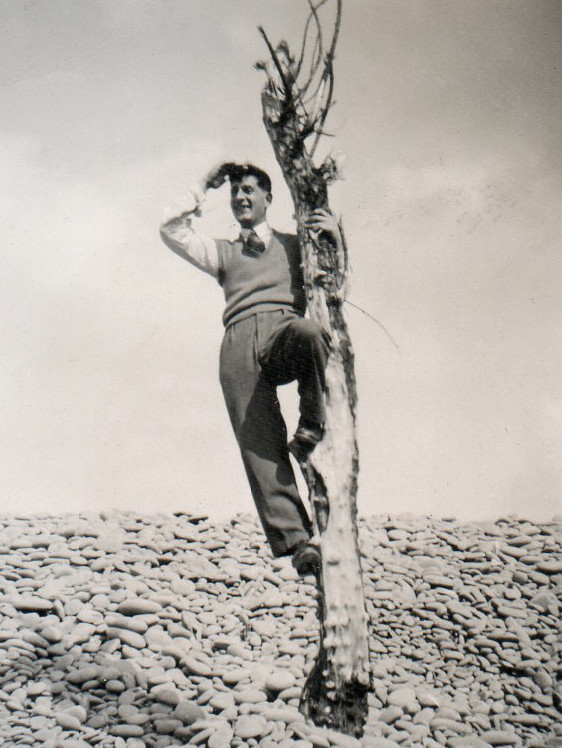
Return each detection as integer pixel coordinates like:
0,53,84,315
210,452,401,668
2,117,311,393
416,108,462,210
288,421,324,463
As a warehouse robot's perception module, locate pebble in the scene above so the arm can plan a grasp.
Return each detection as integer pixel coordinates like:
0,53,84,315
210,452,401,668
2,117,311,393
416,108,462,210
207,725,234,748
182,652,213,677
117,598,162,616
173,699,206,724
110,724,144,737
55,712,82,730
66,666,99,685
106,626,146,649
480,729,521,745
221,667,250,685
106,613,148,633
0,510,559,748
234,714,267,738
264,668,296,692
387,687,417,708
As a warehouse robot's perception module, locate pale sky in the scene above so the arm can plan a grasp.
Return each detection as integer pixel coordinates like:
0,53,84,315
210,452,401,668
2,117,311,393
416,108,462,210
1,0,561,522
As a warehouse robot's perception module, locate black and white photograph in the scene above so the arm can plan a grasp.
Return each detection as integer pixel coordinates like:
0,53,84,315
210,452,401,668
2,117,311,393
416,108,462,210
1,1,561,746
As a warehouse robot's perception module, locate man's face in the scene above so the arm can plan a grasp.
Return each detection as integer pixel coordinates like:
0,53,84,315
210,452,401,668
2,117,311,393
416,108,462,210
230,175,271,228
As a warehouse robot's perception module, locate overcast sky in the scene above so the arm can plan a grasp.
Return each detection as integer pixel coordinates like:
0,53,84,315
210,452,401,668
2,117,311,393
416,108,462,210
1,0,561,522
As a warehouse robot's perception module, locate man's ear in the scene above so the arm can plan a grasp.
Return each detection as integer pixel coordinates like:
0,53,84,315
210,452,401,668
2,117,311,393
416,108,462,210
266,193,273,205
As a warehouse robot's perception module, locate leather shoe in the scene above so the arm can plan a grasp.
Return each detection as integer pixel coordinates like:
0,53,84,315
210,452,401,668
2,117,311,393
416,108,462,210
288,422,324,463
291,540,321,577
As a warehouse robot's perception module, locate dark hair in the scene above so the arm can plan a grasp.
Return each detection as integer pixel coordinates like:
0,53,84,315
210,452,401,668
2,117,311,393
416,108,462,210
227,163,272,194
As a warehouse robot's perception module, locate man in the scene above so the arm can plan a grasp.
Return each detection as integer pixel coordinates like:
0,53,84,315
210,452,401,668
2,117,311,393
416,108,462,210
160,162,342,576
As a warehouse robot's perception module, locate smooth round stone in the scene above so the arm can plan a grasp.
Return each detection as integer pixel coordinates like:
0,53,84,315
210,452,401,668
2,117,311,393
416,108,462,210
221,668,251,685
235,714,267,739
106,627,146,649
226,642,248,658
10,596,53,613
536,560,562,574
117,598,162,616
532,669,553,690
261,706,303,723
64,598,84,616
233,688,267,704
430,717,467,732
55,712,82,730
508,714,548,727
154,687,180,706
247,631,261,647
182,653,212,677
95,533,123,553
68,622,96,645
278,685,301,702
169,578,196,596
82,636,101,654
105,613,148,634
67,667,99,685
209,691,235,710
251,618,277,638
530,592,558,614
480,730,520,745
277,566,300,581
65,705,87,723
106,679,125,693
208,726,235,748
161,643,189,664
388,530,409,541
278,641,301,656
98,666,121,684
27,681,48,696
154,717,183,734
415,687,444,708
28,714,49,731
76,606,103,624
173,699,206,724
117,704,139,719
109,724,144,737
315,728,361,747
167,622,194,641
39,626,62,644
264,669,296,692
423,574,455,588
387,687,417,708
379,706,402,724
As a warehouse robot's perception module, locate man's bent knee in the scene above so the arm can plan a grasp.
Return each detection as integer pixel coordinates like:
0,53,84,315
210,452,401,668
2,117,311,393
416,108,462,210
291,317,330,350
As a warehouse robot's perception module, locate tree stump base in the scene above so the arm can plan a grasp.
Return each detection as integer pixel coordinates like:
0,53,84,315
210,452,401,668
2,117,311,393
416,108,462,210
300,633,369,737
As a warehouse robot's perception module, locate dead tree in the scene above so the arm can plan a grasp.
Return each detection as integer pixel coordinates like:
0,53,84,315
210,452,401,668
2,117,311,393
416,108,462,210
256,1,371,736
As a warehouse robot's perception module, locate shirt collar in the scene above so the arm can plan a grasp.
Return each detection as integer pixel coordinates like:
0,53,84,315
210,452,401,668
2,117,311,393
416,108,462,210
235,220,272,243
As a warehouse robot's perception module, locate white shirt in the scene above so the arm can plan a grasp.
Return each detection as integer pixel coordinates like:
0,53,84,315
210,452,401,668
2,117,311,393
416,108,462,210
160,185,271,280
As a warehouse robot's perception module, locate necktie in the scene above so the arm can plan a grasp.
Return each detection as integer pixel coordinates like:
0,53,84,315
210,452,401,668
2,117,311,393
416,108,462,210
242,229,266,255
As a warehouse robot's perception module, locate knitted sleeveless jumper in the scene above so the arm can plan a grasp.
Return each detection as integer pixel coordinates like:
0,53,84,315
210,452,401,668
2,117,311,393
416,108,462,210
216,231,306,328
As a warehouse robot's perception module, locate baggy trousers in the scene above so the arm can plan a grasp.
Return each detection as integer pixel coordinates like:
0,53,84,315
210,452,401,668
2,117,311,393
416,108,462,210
219,309,330,557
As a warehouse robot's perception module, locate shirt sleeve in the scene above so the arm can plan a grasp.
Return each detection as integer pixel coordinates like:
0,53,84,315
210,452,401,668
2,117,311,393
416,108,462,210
159,185,220,280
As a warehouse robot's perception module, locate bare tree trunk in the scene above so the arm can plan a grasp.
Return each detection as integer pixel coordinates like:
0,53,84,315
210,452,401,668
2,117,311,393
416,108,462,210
257,3,371,735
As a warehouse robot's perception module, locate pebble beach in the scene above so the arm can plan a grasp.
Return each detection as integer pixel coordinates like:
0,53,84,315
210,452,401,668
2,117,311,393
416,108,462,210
0,510,560,748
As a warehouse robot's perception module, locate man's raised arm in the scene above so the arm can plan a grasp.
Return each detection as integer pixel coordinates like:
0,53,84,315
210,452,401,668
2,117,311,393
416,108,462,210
159,163,233,279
